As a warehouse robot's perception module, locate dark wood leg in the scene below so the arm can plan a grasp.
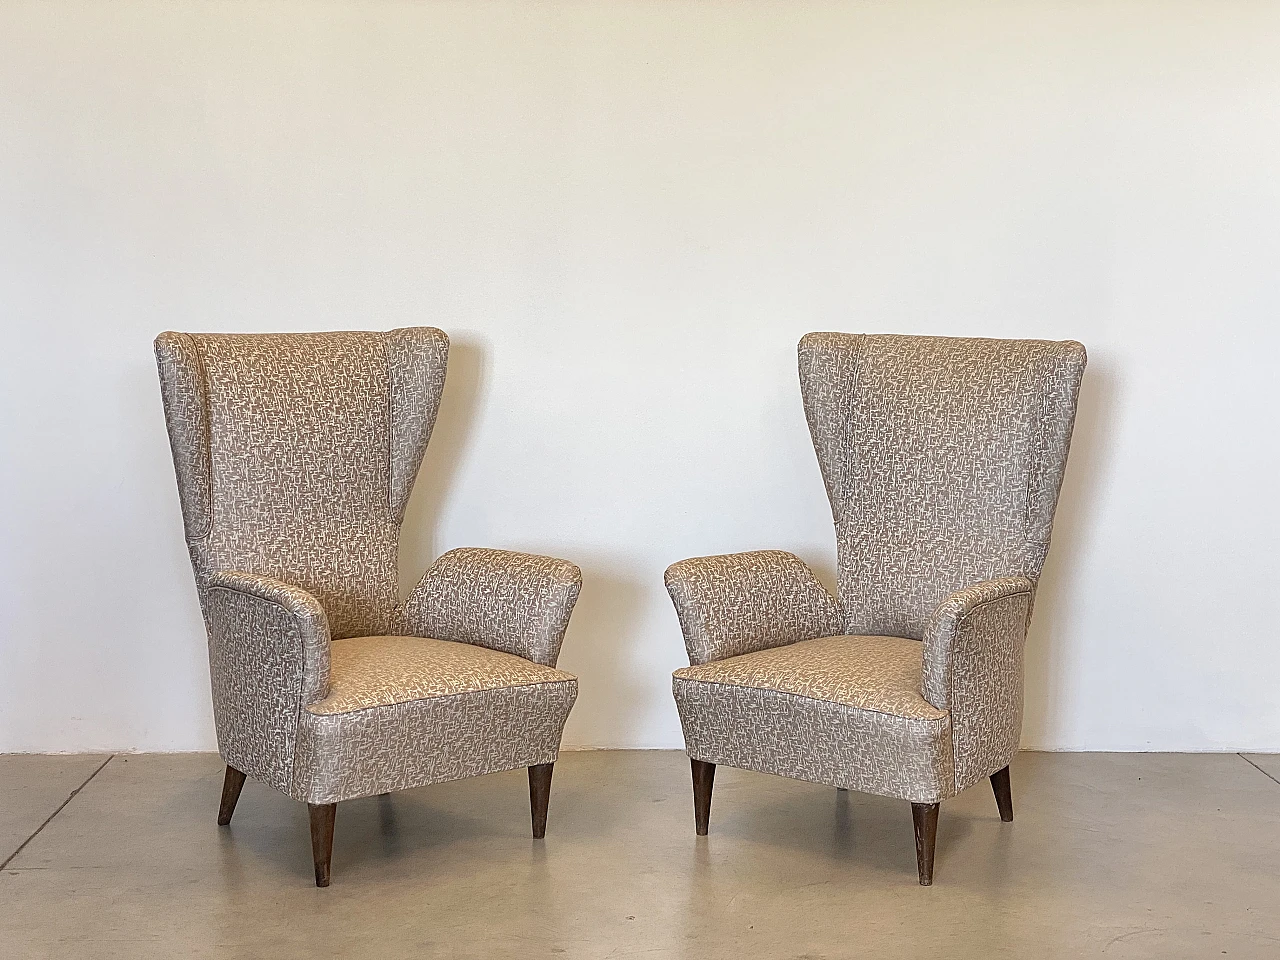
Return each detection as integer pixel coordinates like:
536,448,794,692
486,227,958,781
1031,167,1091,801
911,802,939,886
528,763,554,839
217,765,246,826
308,803,337,887
691,759,716,836
990,765,1014,822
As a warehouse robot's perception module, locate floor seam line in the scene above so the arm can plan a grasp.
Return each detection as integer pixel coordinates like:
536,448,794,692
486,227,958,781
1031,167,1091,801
1237,752,1280,788
0,755,114,872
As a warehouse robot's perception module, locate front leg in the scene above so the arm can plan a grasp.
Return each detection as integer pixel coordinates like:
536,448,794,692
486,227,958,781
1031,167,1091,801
911,802,939,885
308,803,337,887
528,764,554,839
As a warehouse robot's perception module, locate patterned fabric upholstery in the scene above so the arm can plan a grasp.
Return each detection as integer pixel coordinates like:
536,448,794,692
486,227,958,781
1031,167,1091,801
155,328,580,805
310,636,575,715
664,551,842,665
296,681,577,805
405,547,581,667
668,333,1085,802
673,635,953,803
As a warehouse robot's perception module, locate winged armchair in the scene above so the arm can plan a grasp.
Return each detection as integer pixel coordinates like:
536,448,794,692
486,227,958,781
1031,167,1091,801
666,333,1086,884
155,329,581,885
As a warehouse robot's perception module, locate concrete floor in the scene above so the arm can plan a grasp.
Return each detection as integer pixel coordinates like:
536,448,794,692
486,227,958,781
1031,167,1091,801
1,752,1278,959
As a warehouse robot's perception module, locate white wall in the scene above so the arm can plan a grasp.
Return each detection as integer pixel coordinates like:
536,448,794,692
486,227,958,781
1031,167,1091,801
2,1,1278,753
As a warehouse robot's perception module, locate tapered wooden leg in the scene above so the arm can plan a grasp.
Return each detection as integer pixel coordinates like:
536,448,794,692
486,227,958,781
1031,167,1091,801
528,763,554,839
691,759,716,836
217,765,246,826
911,802,939,886
990,765,1014,822
308,803,337,887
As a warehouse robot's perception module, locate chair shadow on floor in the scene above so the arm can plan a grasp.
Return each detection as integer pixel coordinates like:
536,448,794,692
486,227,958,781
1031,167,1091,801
703,772,976,881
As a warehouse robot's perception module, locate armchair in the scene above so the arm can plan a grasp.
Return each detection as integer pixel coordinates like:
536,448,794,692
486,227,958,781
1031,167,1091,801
667,333,1085,884
156,328,581,885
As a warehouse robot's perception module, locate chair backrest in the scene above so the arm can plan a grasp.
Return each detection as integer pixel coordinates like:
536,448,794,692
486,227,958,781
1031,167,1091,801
155,328,449,639
798,333,1086,640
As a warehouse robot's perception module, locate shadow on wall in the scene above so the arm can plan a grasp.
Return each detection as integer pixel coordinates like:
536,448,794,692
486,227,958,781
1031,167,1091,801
555,549,651,749
398,334,486,595
1022,352,1119,745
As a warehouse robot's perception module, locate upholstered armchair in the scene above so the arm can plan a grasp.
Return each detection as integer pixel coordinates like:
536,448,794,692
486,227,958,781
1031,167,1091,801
666,333,1086,884
155,329,581,886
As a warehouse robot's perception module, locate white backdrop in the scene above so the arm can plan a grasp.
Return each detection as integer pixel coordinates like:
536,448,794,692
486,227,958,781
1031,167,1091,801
2,1,1278,753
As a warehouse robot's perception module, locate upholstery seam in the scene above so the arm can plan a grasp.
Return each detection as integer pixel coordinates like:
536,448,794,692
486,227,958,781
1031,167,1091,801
673,675,948,724
383,331,395,521
305,676,578,719
188,333,214,543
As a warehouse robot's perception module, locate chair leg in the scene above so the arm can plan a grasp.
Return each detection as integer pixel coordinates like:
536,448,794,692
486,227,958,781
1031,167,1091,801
691,759,716,836
217,765,246,826
528,763,554,839
911,802,939,886
308,803,337,887
990,765,1014,822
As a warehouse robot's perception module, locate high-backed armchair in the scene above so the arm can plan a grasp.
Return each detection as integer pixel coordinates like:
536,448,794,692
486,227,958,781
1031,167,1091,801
666,333,1086,884
155,329,581,886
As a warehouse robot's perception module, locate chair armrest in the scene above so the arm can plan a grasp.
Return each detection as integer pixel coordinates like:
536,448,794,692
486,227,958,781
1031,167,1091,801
403,547,582,667
921,576,1035,712
205,571,332,707
202,572,331,796
664,550,843,665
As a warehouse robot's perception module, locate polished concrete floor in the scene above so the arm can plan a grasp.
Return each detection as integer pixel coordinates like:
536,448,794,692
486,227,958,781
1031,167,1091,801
1,751,1278,959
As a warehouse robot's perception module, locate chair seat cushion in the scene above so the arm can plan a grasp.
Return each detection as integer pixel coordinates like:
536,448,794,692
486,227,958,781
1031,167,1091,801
307,635,575,715
674,634,945,719
672,635,955,803
291,636,577,804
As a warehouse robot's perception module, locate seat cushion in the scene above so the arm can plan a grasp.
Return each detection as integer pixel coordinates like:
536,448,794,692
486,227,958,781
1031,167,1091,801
672,635,955,803
307,635,574,715
292,636,577,804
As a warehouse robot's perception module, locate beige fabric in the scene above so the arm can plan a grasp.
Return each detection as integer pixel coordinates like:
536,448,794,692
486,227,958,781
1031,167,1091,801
923,578,1034,791
664,551,842,666
203,573,328,796
404,548,581,668
669,333,1086,803
308,636,575,716
156,330,442,640
296,681,576,805
674,635,952,803
674,634,944,721
155,328,582,807
799,333,1085,641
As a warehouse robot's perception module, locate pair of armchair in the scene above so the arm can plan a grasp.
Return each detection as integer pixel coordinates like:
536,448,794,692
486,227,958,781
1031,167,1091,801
156,328,1084,887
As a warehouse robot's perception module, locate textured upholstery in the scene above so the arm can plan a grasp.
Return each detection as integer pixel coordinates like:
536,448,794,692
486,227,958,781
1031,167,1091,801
675,634,943,720
668,333,1085,802
310,636,575,715
799,333,1084,640
664,551,842,666
673,636,953,803
295,681,577,805
922,576,1035,791
405,547,581,667
156,328,580,805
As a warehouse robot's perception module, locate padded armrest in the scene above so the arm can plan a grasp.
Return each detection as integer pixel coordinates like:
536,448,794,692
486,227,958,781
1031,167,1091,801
664,550,843,665
402,547,582,667
205,571,333,706
920,575,1035,712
